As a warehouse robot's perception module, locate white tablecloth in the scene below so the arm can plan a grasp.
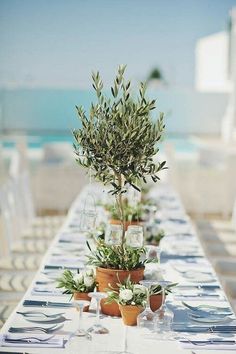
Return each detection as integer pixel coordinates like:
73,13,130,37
0,183,235,354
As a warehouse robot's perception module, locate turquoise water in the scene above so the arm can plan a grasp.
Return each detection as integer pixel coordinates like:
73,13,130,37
2,134,198,153
0,88,228,137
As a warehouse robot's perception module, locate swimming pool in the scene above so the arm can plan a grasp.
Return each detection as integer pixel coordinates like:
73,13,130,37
1,135,198,154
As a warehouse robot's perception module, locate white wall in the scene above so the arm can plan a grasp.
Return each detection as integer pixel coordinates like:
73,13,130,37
195,31,231,92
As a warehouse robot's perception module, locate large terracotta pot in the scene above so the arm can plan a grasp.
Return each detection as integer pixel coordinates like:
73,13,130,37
73,292,91,312
150,294,165,312
110,219,141,231
96,267,144,316
119,304,143,326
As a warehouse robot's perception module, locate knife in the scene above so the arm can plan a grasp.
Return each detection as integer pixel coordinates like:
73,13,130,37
180,339,236,345
44,265,80,270
178,285,220,290
23,300,73,308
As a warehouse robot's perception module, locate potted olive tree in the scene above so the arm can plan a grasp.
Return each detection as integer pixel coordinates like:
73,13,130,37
73,65,166,316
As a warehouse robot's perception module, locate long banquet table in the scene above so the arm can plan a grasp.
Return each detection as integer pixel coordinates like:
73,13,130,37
0,183,236,354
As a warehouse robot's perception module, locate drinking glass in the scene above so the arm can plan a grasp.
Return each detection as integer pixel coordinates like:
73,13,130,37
73,300,91,337
80,210,97,232
154,281,174,339
137,280,156,331
88,292,109,334
105,224,123,245
126,225,143,248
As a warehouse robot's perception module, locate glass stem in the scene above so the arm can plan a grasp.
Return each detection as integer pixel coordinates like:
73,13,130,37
78,306,83,332
123,325,128,352
95,298,100,326
146,288,151,310
160,286,165,310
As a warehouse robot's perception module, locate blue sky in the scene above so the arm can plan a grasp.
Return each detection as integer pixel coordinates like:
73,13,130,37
0,0,235,88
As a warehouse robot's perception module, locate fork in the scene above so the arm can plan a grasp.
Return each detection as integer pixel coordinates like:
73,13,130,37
9,324,63,334
17,311,65,318
4,334,55,343
182,338,236,346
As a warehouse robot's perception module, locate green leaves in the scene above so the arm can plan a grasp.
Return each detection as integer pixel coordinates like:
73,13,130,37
73,65,166,197
86,240,153,270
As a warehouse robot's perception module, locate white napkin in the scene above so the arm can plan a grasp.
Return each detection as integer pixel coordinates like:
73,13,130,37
0,333,65,348
31,286,63,296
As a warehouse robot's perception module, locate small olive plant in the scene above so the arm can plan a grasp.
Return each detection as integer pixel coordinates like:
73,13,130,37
86,240,154,270
73,65,166,243
106,276,147,306
57,269,96,296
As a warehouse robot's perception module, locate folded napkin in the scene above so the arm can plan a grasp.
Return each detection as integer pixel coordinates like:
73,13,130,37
31,286,63,296
174,294,223,301
0,333,65,348
179,339,236,350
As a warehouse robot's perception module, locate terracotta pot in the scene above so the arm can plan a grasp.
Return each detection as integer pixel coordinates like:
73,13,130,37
73,292,91,312
150,294,165,312
119,304,143,326
110,219,141,231
96,267,144,316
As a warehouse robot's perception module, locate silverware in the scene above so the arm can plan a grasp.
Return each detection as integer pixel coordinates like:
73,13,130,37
178,294,219,297
4,334,55,343
17,311,65,318
181,338,236,346
9,324,63,334
189,312,232,319
23,300,72,308
182,301,231,314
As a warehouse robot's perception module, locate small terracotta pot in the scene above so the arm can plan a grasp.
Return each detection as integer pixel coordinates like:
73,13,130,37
110,219,141,231
119,304,143,326
96,267,144,317
150,294,165,312
73,292,91,312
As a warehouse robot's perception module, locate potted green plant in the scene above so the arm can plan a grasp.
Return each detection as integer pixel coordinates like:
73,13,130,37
73,65,166,316
105,198,144,230
57,269,96,312
107,276,147,326
149,282,177,312
87,240,153,316
145,229,165,246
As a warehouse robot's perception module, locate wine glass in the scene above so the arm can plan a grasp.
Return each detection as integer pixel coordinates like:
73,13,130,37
105,224,123,245
87,292,109,334
137,280,156,331
154,281,174,339
73,300,91,337
146,245,165,276
126,225,143,248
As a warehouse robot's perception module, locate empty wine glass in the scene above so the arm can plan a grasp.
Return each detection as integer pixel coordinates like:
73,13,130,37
105,224,123,245
137,280,156,331
146,245,165,276
154,281,174,339
73,300,91,337
88,292,109,334
126,225,143,248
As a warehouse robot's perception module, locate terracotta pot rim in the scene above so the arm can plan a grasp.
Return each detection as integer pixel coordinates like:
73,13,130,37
96,266,145,273
150,294,162,297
